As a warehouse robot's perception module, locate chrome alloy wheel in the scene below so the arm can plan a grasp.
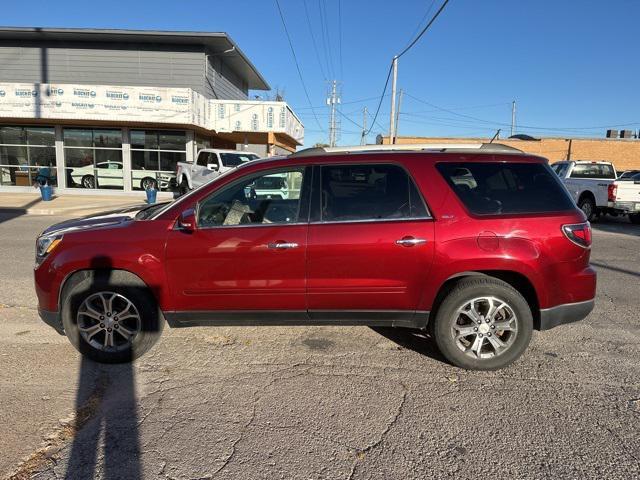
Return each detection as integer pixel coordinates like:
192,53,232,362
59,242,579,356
77,291,142,352
451,296,518,360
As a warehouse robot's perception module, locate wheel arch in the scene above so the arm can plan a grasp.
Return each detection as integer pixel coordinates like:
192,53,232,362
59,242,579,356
59,268,160,313
577,189,596,204
430,270,542,330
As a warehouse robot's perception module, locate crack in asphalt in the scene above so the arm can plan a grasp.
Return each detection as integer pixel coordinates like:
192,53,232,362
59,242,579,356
346,383,408,480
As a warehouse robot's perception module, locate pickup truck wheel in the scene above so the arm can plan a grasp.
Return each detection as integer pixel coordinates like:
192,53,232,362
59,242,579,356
578,196,596,221
179,179,190,195
432,277,533,370
630,214,640,225
61,276,163,363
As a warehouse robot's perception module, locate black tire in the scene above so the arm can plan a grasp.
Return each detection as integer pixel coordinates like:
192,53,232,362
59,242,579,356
81,174,96,189
61,272,163,363
179,178,190,196
630,214,640,225
140,177,158,191
578,195,597,222
432,277,533,370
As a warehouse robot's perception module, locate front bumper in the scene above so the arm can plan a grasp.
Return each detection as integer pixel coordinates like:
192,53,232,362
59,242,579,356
38,308,64,335
539,299,595,330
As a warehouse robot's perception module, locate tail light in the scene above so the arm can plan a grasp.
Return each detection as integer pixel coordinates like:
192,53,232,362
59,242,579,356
562,222,592,248
608,183,617,202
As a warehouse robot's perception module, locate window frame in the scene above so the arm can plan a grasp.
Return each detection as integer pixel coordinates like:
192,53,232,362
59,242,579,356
194,165,313,230
310,162,432,225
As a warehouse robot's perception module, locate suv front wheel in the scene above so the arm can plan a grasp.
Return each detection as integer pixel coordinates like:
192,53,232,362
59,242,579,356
432,277,533,370
61,273,163,363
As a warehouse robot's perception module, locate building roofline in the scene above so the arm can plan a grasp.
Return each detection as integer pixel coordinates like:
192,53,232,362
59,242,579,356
0,26,270,91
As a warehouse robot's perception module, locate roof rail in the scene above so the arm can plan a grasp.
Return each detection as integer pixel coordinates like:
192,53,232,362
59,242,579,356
289,143,523,158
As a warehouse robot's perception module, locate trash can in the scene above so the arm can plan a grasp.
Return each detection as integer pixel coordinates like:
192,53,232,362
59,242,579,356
40,184,53,202
145,187,157,204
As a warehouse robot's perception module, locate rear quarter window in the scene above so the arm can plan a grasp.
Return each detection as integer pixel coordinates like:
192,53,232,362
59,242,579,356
437,162,575,215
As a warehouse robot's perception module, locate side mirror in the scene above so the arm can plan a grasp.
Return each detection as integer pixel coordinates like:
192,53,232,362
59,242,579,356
178,208,196,232
207,163,219,172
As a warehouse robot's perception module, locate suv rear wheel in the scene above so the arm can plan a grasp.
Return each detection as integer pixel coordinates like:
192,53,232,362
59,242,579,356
432,277,533,370
61,274,163,363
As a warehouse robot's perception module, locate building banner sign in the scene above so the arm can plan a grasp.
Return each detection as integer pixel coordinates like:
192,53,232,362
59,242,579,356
0,83,192,124
0,82,304,144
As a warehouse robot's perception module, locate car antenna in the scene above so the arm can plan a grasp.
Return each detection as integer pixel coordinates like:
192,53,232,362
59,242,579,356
489,129,501,143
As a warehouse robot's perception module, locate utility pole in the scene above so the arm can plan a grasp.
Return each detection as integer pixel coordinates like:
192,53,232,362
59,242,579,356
510,100,516,137
389,56,398,144
361,106,368,145
393,89,404,144
327,80,341,147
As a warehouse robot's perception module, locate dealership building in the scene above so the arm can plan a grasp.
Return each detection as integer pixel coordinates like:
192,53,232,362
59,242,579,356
0,27,304,195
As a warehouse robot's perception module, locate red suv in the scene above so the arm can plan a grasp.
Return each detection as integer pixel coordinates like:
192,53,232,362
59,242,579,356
34,144,596,370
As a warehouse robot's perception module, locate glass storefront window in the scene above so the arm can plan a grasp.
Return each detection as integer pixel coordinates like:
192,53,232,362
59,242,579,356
0,126,56,187
63,128,123,190
130,130,186,191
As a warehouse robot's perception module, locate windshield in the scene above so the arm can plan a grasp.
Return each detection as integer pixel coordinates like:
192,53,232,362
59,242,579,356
220,153,259,167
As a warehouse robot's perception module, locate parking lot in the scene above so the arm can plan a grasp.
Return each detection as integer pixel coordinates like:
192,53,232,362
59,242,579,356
1,211,639,480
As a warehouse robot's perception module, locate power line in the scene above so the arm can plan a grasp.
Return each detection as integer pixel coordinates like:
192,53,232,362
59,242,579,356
274,0,325,133
338,0,344,79
397,0,451,59
405,92,640,132
403,0,437,52
295,93,391,110
318,0,334,79
364,61,393,136
303,0,327,81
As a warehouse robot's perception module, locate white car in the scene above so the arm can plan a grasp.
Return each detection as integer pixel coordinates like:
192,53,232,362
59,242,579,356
176,149,260,193
551,160,617,221
70,161,173,190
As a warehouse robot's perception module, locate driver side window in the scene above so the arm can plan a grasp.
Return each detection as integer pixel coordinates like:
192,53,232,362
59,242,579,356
197,168,306,227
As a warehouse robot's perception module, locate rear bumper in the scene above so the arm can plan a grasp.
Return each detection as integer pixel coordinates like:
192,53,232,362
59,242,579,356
38,308,64,335
608,201,640,213
539,299,594,330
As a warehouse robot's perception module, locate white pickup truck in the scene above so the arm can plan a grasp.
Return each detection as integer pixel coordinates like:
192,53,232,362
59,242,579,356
609,172,640,224
176,149,260,194
551,160,617,221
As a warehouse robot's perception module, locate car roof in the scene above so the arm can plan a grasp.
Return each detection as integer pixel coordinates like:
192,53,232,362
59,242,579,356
290,142,523,158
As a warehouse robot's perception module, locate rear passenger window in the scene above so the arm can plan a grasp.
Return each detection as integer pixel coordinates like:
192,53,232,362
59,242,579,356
320,164,428,222
437,162,575,215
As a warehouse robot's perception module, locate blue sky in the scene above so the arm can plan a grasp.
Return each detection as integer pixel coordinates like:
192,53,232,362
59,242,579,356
3,0,639,147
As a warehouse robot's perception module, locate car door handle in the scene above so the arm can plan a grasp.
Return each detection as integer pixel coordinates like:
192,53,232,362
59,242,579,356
396,236,427,247
268,242,299,250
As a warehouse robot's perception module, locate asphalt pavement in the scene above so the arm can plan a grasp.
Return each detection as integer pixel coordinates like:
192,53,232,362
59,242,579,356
0,212,639,479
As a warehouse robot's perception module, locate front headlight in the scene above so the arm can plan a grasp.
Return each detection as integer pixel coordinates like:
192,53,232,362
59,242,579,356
36,235,63,259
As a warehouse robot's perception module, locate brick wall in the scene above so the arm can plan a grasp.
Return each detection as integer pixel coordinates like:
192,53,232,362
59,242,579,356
382,136,640,172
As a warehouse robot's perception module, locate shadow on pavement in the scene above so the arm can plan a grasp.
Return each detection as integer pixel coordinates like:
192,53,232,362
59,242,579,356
64,360,141,479
0,197,43,225
591,261,640,278
592,217,640,238
63,257,150,479
371,327,449,364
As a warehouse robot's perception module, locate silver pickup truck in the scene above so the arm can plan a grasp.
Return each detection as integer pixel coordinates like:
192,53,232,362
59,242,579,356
176,149,259,194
